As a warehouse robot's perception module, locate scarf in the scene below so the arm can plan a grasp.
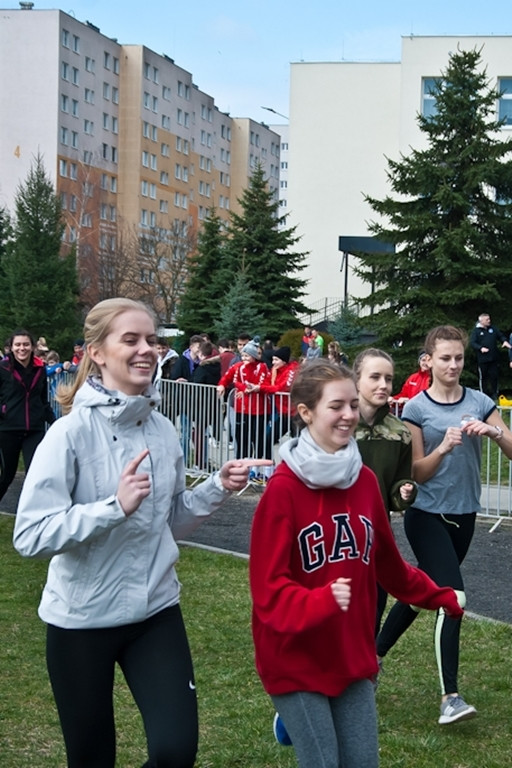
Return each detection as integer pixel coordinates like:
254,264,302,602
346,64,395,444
279,427,363,490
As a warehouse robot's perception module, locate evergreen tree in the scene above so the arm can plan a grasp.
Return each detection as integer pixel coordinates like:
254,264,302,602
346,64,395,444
225,164,309,340
176,209,227,337
214,271,264,341
328,306,363,349
1,154,80,351
355,48,512,364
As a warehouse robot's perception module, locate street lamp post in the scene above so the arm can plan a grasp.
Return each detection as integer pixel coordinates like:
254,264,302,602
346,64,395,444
261,106,289,121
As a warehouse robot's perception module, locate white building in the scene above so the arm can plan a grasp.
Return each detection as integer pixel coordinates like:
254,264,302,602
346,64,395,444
287,36,512,318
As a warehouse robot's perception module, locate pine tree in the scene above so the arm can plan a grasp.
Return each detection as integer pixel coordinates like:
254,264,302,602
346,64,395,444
176,209,228,337
1,154,80,351
214,271,264,341
355,48,512,364
225,164,309,340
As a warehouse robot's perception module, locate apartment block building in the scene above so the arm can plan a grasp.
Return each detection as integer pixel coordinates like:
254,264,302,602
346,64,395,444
0,6,280,316
287,36,512,316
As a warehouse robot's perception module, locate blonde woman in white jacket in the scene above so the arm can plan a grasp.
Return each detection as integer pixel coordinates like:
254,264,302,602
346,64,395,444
13,298,267,768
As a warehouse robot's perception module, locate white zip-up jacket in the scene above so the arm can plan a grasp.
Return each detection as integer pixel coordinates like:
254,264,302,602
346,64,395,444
13,377,229,629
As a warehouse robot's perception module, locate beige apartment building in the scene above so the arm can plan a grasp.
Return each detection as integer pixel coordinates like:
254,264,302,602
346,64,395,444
287,36,512,320
0,6,280,318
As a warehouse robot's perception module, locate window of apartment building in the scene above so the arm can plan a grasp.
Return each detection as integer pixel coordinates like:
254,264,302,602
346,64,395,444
71,99,79,117
81,212,92,227
281,161,288,170
152,67,159,84
176,136,182,152
103,112,109,130
175,164,181,180
61,61,69,80
149,183,157,199
177,109,183,125
113,57,119,75
85,88,95,104
162,114,170,130
201,104,207,120
100,173,108,189
143,121,150,138
59,159,67,177
69,194,77,212
62,29,70,47
100,233,107,249
141,180,148,197
160,200,168,214
85,56,95,73
61,94,69,113
144,62,151,79
160,171,169,185
83,181,93,197
111,176,117,193
498,78,512,125
60,192,67,209
103,82,110,100
177,81,184,97
104,51,111,70
70,163,78,180
100,203,108,219
102,142,108,158
72,35,80,53
112,87,119,104
152,96,158,112
279,199,287,208
112,117,118,134
162,85,171,100
111,146,117,163
422,77,438,117
71,131,78,149
174,192,180,207
281,142,288,150
142,150,149,167
141,209,148,226
150,154,157,170
110,206,116,222
150,212,156,227
280,180,288,189
72,67,79,85
161,142,170,157
183,139,189,155
200,130,206,145
182,166,189,182
84,119,94,135
144,92,151,109
69,226,77,243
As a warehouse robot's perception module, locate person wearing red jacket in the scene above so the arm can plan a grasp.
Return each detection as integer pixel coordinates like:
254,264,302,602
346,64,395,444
249,360,463,768
216,338,269,461
248,346,299,470
393,350,431,403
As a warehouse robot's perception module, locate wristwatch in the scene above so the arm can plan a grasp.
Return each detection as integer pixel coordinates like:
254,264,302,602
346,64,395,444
493,425,504,440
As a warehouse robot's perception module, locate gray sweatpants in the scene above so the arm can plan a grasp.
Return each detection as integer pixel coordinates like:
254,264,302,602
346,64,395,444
271,679,378,768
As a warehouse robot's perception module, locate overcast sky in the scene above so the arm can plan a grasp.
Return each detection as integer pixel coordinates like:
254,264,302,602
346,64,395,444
21,1,512,123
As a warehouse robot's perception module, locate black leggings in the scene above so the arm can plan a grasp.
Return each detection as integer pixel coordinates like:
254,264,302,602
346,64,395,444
376,508,475,695
46,605,198,768
0,429,44,502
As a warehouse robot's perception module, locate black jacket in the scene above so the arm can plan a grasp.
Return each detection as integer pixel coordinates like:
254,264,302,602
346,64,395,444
469,324,507,364
0,355,55,431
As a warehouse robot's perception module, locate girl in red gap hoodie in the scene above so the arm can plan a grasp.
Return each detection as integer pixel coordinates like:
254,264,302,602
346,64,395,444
249,360,463,768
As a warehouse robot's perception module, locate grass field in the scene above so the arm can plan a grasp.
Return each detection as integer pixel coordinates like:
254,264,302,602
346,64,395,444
1,514,511,767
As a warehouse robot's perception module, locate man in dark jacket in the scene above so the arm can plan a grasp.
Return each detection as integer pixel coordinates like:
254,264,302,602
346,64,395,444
469,313,511,399
169,335,202,464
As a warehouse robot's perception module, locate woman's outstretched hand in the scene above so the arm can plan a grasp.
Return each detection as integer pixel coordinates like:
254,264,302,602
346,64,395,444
219,458,273,491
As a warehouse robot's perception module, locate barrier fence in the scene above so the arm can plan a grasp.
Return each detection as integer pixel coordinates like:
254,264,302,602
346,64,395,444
47,374,512,519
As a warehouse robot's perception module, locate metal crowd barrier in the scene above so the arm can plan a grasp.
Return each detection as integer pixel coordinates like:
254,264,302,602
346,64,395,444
46,375,512,517
159,380,294,487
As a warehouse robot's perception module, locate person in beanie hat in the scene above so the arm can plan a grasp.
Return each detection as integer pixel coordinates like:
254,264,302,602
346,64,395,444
217,339,269,464
248,347,299,476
